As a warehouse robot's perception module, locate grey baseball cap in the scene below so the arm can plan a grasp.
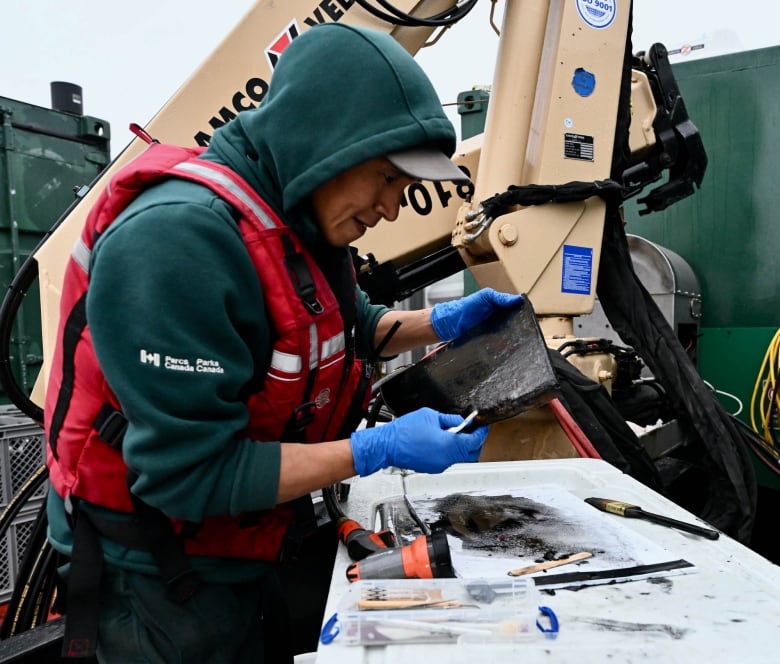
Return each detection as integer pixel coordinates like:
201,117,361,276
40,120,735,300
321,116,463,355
387,146,470,183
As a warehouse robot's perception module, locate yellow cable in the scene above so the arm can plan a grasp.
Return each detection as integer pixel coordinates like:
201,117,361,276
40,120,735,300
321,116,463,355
766,332,779,440
750,329,780,454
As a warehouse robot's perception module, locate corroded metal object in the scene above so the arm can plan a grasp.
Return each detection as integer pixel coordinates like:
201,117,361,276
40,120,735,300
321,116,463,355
380,298,559,423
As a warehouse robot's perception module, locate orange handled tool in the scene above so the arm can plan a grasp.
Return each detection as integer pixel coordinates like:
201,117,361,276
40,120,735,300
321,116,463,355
322,484,396,561
335,515,396,561
346,530,454,582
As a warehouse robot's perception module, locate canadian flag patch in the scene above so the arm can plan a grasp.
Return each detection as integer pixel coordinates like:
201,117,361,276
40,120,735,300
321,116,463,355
265,21,301,70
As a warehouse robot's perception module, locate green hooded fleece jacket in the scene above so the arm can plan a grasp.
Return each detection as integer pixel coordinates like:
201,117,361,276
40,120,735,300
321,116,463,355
47,23,458,582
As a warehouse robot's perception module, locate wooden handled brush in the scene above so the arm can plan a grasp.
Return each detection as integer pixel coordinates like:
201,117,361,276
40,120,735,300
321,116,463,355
585,497,720,540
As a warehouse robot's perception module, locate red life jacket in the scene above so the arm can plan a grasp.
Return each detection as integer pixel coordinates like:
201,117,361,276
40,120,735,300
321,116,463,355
45,141,371,562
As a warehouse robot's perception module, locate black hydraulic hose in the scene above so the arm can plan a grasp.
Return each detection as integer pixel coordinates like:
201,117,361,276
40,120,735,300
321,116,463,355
0,255,44,423
322,484,347,523
14,538,56,634
354,0,478,27
0,498,51,638
731,415,780,477
366,389,387,429
31,545,59,630
0,183,93,423
0,467,49,635
0,464,48,543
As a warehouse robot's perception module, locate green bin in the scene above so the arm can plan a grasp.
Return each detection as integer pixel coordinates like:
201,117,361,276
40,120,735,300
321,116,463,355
0,89,110,402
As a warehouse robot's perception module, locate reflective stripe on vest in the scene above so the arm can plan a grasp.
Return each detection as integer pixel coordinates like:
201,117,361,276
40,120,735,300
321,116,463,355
171,161,278,231
71,237,91,274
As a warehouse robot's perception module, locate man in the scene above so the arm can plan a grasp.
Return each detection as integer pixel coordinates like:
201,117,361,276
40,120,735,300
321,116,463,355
45,23,522,662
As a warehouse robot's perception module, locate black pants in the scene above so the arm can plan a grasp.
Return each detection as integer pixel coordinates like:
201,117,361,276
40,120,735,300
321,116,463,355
82,523,337,662
276,521,338,656
94,568,285,663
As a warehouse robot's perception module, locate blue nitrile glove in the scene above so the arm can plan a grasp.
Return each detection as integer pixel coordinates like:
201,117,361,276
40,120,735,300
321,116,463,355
430,288,524,341
350,407,488,477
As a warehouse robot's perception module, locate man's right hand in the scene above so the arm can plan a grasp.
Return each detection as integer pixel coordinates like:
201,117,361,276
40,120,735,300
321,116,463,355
350,407,487,477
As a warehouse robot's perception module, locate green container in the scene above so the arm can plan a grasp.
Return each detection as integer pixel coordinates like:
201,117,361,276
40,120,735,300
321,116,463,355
624,46,780,330
0,94,110,401
622,47,780,486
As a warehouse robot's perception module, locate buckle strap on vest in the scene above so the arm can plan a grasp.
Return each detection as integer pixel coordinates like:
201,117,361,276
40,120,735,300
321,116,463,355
281,235,323,315
282,400,317,440
93,403,128,449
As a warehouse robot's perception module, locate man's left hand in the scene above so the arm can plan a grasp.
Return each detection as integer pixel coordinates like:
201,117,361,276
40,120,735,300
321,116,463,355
430,287,523,341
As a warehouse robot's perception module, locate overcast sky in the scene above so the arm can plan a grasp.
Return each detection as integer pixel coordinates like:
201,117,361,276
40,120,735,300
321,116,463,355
2,1,776,156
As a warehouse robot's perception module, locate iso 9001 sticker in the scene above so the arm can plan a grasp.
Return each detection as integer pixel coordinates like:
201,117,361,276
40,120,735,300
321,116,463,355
575,0,617,30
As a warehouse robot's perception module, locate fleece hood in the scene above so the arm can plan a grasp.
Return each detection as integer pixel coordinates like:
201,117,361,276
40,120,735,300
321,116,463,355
205,23,457,219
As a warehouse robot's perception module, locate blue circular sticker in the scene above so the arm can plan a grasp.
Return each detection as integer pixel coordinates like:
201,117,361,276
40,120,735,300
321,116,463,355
575,0,617,29
572,68,596,97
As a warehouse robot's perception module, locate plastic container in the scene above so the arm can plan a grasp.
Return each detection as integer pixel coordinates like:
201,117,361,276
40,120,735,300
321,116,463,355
332,577,538,647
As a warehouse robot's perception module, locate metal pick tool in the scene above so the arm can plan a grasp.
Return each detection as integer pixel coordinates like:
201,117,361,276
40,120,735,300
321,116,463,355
446,409,479,433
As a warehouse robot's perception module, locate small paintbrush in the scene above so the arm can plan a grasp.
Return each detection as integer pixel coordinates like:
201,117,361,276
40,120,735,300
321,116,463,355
585,497,720,540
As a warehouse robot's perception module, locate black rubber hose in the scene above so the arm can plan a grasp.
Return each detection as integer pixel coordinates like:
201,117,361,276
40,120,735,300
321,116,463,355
14,538,56,634
354,0,478,27
0,464,48,543
0,181,95,423
0,467,51,638
321,484,346,523
0,498,51,638
0,255,44,423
